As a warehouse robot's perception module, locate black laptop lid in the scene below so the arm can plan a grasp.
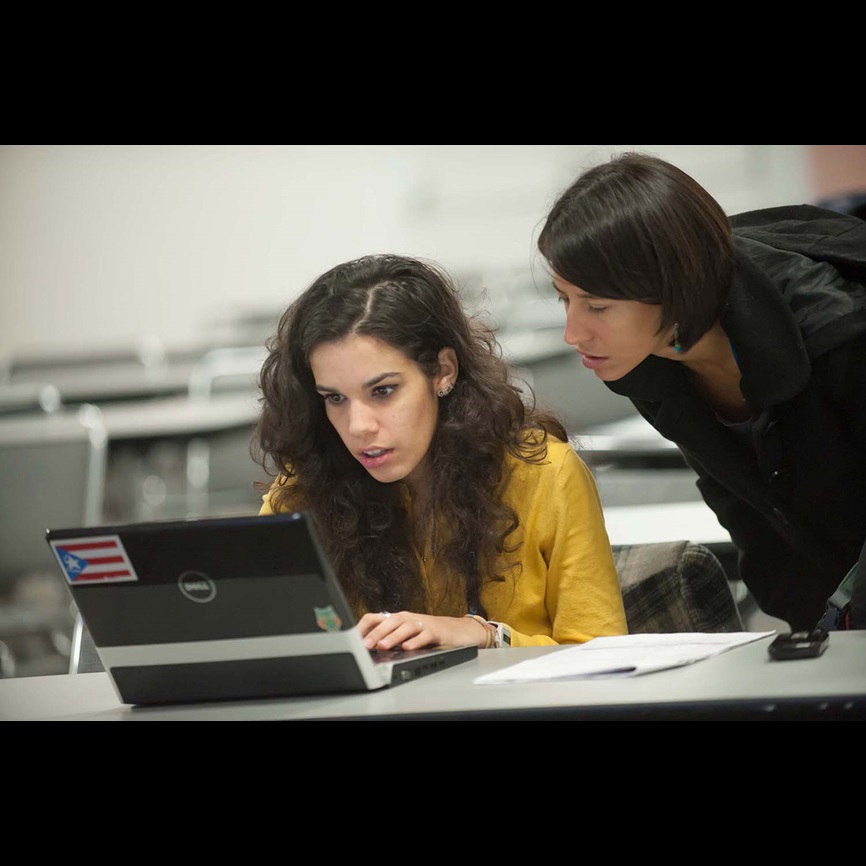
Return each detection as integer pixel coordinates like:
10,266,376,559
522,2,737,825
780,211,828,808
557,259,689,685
47,512,354,648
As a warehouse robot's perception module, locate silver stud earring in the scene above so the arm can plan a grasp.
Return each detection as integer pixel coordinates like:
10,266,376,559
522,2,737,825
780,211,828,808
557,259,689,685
437,383,453,398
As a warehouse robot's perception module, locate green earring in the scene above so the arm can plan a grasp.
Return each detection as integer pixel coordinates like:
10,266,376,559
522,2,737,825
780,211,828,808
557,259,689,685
673,323,682,354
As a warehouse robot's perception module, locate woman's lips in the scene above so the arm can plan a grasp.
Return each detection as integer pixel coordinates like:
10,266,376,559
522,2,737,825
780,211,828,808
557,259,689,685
580,353,607,371
359,448,393,469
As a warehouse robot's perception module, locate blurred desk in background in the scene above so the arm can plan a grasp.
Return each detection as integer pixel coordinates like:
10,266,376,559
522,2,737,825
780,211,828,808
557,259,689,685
573,414,729,548
97,392,264,523
7,363,195,405
573,414,685,467
98,392,259,440
2,336,193,405
2,337,267,407
6,338,269,523
602,501,730,548
499,330,638,433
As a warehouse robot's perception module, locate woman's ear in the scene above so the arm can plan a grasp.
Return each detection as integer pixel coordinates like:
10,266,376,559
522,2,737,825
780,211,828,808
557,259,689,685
436,347,458,394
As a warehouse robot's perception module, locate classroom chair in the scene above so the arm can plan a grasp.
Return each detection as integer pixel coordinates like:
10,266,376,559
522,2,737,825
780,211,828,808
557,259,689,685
614,540,744,633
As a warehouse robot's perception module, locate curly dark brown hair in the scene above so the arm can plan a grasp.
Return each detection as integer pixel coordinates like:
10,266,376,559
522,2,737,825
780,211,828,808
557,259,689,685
252,254,567,618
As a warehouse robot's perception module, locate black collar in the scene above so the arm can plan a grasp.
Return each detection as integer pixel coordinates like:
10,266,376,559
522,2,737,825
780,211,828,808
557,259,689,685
721,244,810,408
608,245,811,411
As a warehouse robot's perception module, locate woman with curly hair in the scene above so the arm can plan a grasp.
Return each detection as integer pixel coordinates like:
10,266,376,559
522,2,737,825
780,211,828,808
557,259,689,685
254,253,626,650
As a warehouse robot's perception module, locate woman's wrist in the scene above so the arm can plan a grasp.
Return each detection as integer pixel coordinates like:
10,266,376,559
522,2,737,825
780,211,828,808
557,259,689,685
465,613,496,649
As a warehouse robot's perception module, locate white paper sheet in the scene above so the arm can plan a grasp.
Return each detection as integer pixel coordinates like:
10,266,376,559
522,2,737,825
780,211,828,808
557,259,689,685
473,631,775,684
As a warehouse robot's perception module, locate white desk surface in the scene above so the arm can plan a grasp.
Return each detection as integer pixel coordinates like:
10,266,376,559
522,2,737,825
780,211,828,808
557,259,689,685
97,392,260,440
574,415,732,547
573,416,683,461
498,330,574,366
11,364,195,404
0,393,260,443
2,632,864,720
603,501,732,546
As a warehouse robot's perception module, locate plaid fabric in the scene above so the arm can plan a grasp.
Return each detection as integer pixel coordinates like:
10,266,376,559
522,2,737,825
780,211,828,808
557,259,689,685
613,541,744,634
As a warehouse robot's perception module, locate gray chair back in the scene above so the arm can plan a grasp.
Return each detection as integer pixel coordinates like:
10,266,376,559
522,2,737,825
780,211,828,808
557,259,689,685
0,405,107,676
0,405,106,592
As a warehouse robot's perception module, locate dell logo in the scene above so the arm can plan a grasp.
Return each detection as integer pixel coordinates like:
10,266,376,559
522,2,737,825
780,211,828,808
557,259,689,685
178,571,217,603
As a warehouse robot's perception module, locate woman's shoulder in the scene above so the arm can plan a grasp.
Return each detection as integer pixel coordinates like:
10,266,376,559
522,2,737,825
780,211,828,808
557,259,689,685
502,431,594,510
259,471,302,514
510,430,582,471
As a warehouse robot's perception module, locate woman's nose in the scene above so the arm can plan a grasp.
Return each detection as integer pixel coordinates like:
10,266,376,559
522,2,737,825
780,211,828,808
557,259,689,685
347,401,378,435
563,308,586,348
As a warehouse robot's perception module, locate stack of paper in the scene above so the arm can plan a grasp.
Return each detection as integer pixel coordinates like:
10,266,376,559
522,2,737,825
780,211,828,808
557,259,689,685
474,632,774,684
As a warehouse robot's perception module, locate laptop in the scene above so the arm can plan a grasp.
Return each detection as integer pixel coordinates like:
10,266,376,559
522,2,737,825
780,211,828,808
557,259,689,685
45,512,477,706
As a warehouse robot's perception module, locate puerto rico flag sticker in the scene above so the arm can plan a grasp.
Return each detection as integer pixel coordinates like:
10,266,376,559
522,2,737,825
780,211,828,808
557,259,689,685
50,535,139,585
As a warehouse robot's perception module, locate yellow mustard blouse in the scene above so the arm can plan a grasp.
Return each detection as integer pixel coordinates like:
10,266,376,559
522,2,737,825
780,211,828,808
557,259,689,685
260,438,627,646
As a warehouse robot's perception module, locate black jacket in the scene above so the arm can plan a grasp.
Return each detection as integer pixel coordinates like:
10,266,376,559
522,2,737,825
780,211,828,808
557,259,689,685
605,205,866,630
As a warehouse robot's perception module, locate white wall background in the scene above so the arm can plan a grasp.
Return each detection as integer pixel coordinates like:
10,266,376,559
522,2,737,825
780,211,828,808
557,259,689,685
0,145,813,360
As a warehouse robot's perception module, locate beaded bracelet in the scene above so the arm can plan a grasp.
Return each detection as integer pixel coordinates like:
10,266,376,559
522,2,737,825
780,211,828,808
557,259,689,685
465,613,495,649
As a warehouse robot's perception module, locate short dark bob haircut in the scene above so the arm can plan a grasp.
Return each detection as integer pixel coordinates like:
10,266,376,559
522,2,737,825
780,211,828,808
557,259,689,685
537,152,735,352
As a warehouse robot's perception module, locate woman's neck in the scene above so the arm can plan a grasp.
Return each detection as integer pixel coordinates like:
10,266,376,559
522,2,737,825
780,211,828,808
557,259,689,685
678,323,749,421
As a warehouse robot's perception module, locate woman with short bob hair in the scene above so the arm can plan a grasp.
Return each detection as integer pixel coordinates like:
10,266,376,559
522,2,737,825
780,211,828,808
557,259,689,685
537,151,866,632
538,152,734,352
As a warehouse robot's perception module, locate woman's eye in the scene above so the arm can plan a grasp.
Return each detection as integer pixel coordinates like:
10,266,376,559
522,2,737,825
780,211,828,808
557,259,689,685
373,385,396,398
323,393,344,405
587,304,607,314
